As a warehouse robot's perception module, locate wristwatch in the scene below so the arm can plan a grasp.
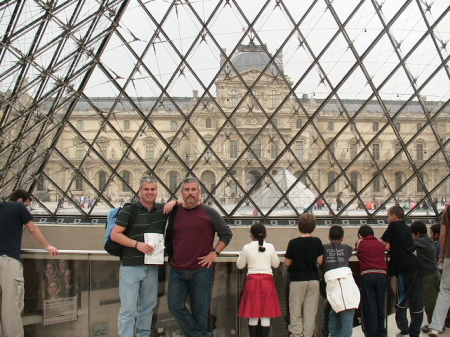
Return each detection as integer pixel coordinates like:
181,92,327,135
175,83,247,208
212,248,220,256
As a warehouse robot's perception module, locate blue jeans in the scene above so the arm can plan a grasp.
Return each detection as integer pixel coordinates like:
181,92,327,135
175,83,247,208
168,267,214,337
329,308,354,337
118,265,158,337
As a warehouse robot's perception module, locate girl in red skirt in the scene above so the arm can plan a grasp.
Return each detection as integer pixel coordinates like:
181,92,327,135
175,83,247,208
237,223,282,337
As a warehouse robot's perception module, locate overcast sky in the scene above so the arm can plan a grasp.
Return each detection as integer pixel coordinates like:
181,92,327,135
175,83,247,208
0,0,448,102
81,0,449,102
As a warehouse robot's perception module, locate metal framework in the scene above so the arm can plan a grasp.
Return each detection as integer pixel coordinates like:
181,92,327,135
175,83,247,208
0,0,449,220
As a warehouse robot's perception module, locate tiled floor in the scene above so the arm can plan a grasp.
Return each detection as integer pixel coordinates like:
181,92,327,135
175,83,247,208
352,315,450,336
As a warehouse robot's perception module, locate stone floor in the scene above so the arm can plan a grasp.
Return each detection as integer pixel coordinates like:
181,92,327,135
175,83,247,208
352,314,450,337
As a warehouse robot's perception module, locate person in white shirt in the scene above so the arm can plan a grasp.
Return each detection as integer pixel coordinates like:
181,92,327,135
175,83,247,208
236,223,281,337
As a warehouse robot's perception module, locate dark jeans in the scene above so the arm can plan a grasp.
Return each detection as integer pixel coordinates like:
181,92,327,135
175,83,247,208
361,273,388,337
395,272,424,337
168,267,214,337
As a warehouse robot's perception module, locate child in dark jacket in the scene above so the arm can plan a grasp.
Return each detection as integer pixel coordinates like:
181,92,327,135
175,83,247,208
355,225,388,337
430,223,441,261
410,221,441,333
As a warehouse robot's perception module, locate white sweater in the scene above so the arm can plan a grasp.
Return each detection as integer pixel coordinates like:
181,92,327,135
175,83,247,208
236,241,280,275
324,267,360,312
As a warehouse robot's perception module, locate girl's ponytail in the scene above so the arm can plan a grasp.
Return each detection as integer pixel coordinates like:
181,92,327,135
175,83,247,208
258,233,266,252
250,223,267,252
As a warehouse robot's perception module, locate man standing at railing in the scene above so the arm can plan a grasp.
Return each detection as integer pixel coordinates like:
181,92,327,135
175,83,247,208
0,189,59,337
165,177,233,337
111,176,178,337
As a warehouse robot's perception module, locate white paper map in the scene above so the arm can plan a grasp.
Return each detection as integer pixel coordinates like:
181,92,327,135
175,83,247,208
144,233,165,265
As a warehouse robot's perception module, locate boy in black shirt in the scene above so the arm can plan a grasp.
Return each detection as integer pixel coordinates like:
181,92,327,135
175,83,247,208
381,205,423,337
285,213,324,337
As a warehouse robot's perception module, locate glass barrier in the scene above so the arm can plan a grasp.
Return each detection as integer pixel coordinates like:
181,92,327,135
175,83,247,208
20,251,383,337
21,252,247,337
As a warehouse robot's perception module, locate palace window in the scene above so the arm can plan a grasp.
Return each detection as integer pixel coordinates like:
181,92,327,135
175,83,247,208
76,145,84,159
295,141,304,159
98,142,107,157
373,173,381,192
77,120,84,130
350,172,359,192
271,140,279,159
206,118,212,128
75,174,83,191
249,138,262,159
350,142,358,160
372,143,380,161
230,90,239,108
395,143,402,160
146,141,155,159
417,172,425,192
36,175,45,191
122,171,132,192
270,90,279,108
230,140,238,158
124,120,130,130
328,171,337,193
170,121,178,131
372,122,379,132
328,122,334,131
417,143,424,161
98,171,107,190
395,172,404,192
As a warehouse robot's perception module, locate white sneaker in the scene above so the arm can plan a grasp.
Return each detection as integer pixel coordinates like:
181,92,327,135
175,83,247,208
429,329,440,337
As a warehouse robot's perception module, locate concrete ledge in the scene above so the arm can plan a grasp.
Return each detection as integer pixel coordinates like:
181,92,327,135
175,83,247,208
22,224,389,252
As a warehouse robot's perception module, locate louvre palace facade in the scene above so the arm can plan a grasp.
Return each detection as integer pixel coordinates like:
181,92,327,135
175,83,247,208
1,0,449,222
2,43,448,221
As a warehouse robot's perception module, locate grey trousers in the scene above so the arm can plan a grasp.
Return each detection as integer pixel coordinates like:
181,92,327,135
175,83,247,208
429,258,450,332
0,256,24,337
288,280,320,337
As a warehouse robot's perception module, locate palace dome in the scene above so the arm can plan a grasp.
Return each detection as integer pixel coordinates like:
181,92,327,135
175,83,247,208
222,44,284,76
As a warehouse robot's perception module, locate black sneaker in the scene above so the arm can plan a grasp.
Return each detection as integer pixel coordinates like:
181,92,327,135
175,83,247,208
422,325,430,333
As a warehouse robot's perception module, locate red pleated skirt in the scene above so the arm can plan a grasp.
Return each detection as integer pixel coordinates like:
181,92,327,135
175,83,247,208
238,274,282,318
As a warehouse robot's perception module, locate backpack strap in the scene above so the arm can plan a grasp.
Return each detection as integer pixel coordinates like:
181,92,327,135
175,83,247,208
123,203,139,235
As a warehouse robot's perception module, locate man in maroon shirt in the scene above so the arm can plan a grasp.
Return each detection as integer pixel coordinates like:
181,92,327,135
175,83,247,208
165,177,232,337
